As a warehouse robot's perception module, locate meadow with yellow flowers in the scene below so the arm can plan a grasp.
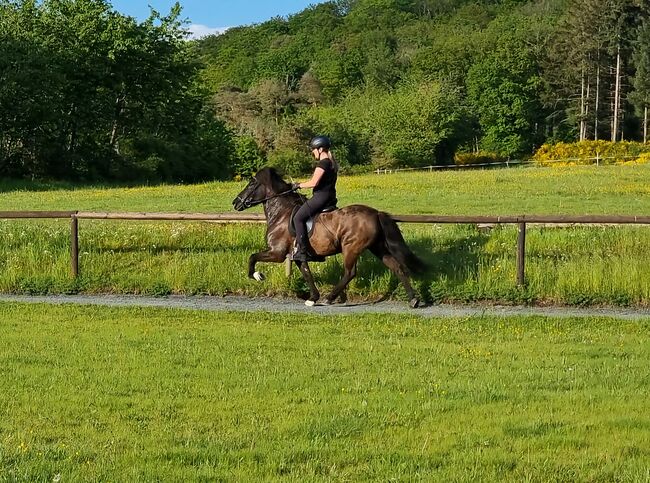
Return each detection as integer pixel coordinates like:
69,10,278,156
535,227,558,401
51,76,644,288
1,164,650,305
3,165,650,481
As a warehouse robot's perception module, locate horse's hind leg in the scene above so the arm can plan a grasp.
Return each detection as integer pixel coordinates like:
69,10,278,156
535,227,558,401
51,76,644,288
370,244,420,308
297,261,320,306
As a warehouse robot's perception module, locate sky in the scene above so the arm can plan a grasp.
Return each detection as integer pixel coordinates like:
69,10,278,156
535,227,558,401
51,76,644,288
109,0,326,39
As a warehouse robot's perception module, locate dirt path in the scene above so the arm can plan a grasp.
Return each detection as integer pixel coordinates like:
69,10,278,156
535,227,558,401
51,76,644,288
1,294,649,319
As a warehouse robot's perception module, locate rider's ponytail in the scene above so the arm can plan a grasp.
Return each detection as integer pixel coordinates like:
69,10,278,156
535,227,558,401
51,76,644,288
328,150,339,172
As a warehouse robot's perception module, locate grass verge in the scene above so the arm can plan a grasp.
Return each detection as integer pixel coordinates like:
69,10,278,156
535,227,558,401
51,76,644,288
1,221,649,306
1,303,649,481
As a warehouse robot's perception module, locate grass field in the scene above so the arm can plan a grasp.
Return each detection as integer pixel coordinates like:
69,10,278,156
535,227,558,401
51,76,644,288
1,164,650,305
1,303,649,481
2,164,650,214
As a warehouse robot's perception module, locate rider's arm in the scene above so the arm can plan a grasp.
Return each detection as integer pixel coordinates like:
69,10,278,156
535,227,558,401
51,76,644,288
297,167,325,189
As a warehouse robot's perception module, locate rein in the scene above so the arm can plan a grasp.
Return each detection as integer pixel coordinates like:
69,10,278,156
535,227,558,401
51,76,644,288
236,180,297,209
254,189,297,205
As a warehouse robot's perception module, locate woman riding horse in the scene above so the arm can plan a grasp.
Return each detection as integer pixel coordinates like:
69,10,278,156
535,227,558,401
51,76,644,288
290,135,338,262
232,139,424,308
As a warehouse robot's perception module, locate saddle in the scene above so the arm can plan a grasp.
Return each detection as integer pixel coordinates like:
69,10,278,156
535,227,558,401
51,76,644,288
288,205,338,237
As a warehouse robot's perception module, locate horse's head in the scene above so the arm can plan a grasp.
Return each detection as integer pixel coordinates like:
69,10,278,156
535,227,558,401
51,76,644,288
232,167,289,211
232,176,264,211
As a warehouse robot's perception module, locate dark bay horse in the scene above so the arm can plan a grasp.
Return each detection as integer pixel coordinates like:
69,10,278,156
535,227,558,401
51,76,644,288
232,167,423,307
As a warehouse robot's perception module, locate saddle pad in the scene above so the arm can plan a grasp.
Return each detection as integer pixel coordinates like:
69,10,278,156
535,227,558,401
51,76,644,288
288,205,337,237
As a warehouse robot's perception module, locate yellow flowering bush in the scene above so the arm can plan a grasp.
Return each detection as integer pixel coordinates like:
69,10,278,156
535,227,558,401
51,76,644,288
533,140,650,167
630,152,650,165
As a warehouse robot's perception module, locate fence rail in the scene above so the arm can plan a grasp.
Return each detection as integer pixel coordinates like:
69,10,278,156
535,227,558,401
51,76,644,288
373,154,645,174
76,211,266,222
2,211,649,287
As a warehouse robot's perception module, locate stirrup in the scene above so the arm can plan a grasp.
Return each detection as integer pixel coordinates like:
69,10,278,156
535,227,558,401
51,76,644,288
291,243,325,262
291,251,325,263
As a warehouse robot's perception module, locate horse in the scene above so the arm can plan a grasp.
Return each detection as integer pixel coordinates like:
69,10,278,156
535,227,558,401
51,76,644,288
232,167,424,308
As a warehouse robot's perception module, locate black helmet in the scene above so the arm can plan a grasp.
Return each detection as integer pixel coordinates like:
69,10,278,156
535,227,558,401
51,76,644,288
309,135,331,150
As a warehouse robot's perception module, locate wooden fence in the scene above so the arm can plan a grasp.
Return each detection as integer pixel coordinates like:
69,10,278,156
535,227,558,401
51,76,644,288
372,154,642,174
2,211,650,286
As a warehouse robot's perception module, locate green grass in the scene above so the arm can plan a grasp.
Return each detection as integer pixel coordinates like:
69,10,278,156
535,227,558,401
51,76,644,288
1,164,650,305
1,303,649,481
2,164,650,214
1,221,650,306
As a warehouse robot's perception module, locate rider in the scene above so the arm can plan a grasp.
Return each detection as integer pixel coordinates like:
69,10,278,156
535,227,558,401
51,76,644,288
290,135,338,262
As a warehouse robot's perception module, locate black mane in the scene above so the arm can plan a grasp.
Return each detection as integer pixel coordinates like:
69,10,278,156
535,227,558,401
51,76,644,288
255,167,291,194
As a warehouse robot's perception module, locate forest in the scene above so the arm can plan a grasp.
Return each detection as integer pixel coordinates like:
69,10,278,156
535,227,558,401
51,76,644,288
1,0,649,181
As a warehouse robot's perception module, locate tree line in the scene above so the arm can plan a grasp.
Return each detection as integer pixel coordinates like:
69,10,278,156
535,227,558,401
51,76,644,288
201,0,650,175
0,0,233,182
2,0,650,182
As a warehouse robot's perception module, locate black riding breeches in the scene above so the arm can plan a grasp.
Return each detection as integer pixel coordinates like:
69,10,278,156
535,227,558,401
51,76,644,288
294,192,336,242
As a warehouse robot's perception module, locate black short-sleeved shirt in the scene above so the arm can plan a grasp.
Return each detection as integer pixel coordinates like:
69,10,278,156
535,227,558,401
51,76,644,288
314,158,338,198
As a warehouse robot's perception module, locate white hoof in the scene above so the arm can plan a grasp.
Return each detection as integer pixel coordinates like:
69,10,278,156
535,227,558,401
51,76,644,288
304,300,316,307
253,271,265,282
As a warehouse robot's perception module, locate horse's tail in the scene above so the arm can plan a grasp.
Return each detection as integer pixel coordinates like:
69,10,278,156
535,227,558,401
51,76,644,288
377,212,426,277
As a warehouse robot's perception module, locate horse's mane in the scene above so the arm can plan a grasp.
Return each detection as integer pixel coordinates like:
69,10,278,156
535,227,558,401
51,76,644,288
255,167,304,204
257,167,287,192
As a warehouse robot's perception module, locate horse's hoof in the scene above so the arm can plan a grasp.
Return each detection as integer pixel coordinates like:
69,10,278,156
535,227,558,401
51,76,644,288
253,271,265,282
321,298,333,306
305,299,316,307
409,297,420,309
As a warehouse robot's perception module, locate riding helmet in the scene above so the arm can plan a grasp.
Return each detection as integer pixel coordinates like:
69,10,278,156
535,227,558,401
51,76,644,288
309,135,331,150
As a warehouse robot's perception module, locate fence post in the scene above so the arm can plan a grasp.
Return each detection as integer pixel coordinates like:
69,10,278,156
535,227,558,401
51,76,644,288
517,222,526,286
71,215,79,278
285,255,292,278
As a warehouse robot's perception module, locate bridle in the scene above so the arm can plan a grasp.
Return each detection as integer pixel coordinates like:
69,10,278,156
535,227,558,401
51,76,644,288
235,178,297,209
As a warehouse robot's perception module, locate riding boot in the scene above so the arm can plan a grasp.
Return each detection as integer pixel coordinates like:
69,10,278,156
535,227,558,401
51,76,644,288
293,234,325,262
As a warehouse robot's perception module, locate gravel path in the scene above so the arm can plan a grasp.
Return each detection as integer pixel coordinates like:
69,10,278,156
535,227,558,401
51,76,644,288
1,294,650,319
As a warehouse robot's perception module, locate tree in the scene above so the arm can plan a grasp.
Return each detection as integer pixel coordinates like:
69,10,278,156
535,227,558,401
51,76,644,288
328,81,466,167
360,30,402,88
0,0,235,182
0,0,63,176
365,82,465,166
343,0,414,32
630,21,650,142
467,14,546,156
545,0,648,142
296,71,324,107
249,79,292,125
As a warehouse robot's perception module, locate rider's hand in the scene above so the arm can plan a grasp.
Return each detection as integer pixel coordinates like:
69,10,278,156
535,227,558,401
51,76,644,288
291,182,301,191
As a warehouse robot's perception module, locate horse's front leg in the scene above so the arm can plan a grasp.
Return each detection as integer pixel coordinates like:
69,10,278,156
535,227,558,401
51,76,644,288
296,261,320,306
248,249,288,281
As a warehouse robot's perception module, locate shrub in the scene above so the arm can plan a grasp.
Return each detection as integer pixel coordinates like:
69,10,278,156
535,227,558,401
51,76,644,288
533,140,650,166
268,148,312,176
631,152,650,165
454,151,506,166
233,135,266,179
